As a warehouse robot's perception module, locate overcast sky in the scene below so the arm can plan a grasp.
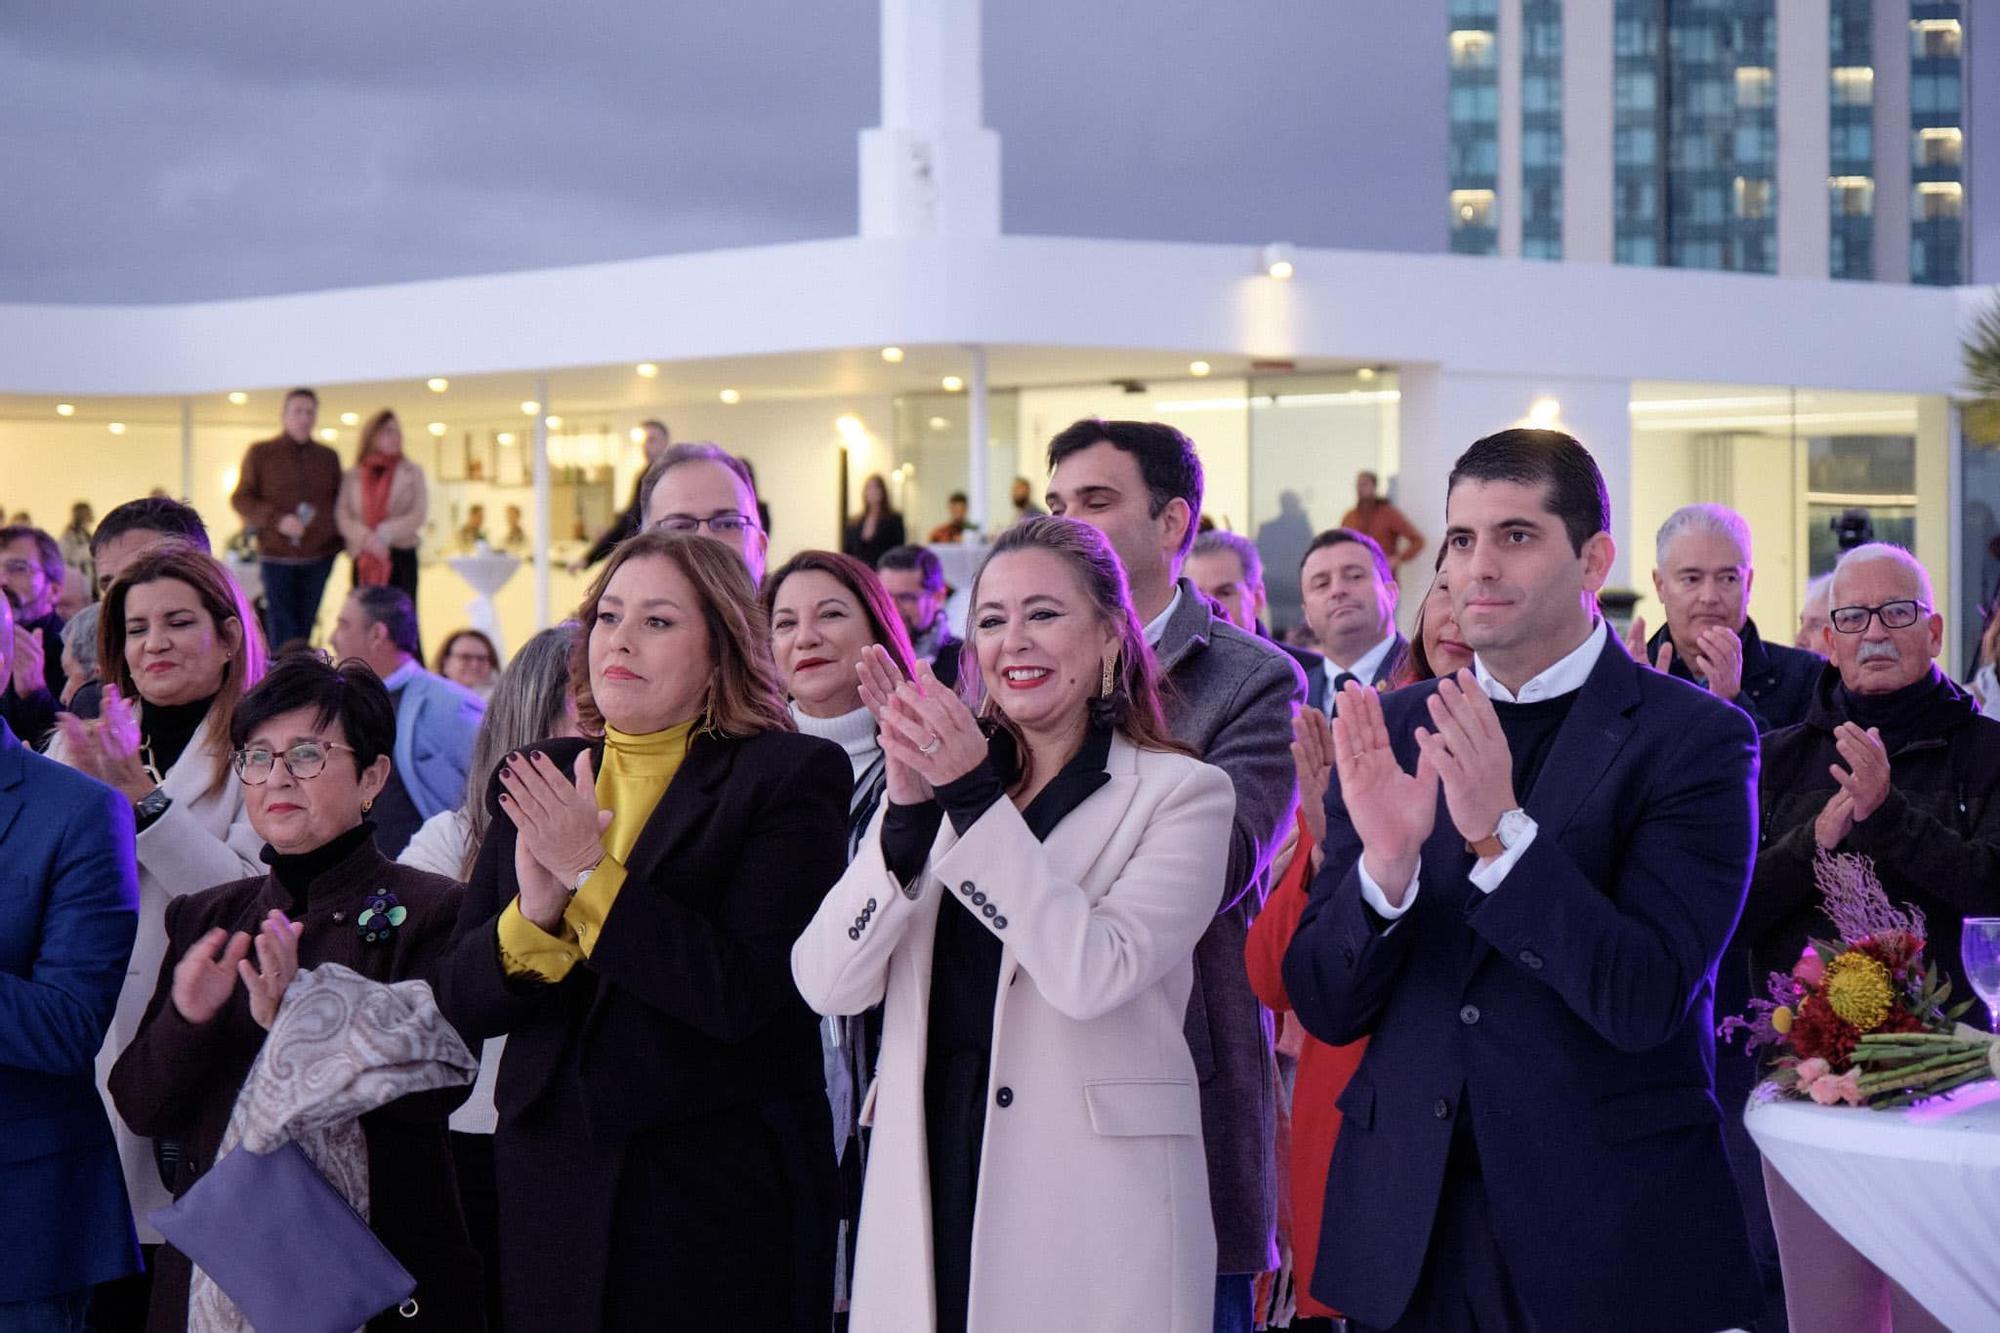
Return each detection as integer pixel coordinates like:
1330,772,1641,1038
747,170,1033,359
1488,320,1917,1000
0,2,1451,303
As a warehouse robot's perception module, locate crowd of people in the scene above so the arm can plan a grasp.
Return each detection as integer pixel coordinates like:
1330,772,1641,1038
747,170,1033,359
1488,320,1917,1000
4,397,1997,1333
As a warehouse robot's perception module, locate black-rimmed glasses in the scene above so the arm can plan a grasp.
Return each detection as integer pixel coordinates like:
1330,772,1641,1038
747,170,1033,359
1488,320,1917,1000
232,741,356,784
649,512,757,535
1829,600,1927,634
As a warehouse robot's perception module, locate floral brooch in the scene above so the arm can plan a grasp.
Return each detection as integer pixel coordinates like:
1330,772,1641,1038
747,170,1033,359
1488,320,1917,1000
357,891,407,945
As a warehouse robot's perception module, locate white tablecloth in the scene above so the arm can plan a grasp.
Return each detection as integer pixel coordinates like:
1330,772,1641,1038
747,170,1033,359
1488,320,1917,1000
446,553,522,658
1747,1084,2000,1328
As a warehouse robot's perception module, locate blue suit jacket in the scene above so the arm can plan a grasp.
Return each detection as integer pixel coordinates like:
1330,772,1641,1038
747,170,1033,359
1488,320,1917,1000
1302,633,1407,716
1282,635,1762,1332
392,667,485,821
0,719,142,1300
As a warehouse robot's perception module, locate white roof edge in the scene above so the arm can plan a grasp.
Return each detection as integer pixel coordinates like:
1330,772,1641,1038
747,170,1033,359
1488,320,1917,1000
0,234,1973,398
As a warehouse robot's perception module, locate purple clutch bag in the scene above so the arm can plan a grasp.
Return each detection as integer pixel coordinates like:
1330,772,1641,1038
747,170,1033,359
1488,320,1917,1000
150,1140,416,1333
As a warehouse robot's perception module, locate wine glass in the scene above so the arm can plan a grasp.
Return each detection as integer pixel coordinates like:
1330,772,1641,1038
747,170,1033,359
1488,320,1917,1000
1960,919,2000,1033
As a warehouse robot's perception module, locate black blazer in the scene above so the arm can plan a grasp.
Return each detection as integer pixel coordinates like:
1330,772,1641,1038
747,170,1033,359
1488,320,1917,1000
1283,634,1762,1332
437,728,851,1142
1645,616,1820,734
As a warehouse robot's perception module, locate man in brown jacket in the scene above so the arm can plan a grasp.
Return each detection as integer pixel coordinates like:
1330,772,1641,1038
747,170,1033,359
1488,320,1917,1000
230,387,343,648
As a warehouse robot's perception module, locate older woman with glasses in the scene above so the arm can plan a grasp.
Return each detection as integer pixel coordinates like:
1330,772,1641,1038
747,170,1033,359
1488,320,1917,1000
438,531,849,1330
108,655,480,1332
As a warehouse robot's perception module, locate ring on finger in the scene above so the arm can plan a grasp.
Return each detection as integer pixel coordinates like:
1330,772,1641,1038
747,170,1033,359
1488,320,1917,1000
919,734,942,755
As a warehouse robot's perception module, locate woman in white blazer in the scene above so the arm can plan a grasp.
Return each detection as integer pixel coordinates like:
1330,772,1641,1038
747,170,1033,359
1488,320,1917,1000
48,544,267,1241
793,516,1235,1333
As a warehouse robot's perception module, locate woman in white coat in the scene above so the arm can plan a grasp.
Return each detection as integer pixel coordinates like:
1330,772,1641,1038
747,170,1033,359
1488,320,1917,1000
792,516,1235,1332
49,544,267,1243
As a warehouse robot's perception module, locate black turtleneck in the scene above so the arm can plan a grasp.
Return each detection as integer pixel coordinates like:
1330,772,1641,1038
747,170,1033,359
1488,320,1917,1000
141,692,219,778
260,821,376,911
1836,666,1960,753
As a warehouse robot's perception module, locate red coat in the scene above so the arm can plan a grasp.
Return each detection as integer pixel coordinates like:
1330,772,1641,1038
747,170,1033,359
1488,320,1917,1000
1244,812,1367,1321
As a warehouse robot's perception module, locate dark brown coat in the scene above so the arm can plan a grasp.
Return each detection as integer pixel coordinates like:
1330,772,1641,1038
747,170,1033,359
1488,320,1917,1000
108,834,480,1332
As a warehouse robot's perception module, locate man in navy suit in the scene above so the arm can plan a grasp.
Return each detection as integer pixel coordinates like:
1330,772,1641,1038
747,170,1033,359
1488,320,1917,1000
1299,528,1408,715
0,586,142,1327
1283,430,1760,1332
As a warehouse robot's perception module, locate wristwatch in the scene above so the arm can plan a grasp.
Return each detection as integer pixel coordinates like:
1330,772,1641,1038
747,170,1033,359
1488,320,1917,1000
1466,808,1530,861
134,786,173,833
570,861,603,895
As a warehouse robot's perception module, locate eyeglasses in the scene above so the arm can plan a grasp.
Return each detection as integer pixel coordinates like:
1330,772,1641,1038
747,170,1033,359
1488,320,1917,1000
232,740,357,784
1830,600,1927,634
650,512,757,535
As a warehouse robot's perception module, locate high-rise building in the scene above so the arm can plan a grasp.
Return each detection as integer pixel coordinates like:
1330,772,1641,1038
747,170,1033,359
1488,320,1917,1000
1429,0,1980,283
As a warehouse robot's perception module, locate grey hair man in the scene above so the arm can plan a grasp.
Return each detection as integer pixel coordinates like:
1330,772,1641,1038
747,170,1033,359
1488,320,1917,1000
1625,502,1819,733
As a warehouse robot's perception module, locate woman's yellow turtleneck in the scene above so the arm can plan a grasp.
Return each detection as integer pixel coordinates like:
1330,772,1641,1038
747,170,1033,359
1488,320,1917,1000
497,721,694,982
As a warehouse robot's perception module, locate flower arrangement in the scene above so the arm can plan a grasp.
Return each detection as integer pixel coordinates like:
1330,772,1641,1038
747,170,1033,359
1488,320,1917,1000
1722,850,1993,1108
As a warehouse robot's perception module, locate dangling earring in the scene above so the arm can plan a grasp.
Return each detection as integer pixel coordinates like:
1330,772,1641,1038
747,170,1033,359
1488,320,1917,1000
1100,656,1116,699
697,696,720,738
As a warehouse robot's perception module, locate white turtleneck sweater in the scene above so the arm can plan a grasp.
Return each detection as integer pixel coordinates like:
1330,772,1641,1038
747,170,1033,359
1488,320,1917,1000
789,701,884,815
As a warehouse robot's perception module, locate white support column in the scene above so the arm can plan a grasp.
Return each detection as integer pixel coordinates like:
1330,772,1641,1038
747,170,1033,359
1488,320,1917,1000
179,398,194,501
860,0,1001,237
1497,0,1524,258
966,344,990,530
1563,0,1614,264
1871,0,1912,283
1776,0,1831,278
532,374,551,630
1917,395,1956,668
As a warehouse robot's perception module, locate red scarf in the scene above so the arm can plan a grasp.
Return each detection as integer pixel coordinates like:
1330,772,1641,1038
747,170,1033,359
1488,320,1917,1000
355,455,397,586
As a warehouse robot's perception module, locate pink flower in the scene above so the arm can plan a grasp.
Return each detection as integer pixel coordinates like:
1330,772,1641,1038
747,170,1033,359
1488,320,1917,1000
1807,1067,1866,1107
1794,1057,1831,1093
1793,950,1826,988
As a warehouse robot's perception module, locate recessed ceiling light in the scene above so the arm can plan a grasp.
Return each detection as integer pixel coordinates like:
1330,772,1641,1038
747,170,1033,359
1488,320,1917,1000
636,362,660,379
428,421,447,437
427,378,449,393
628,426,646,444
227,391,248,406
881,346,905,363
928,416,950,431
1260,242,1296,280
107,422,126,435
520,400,541,416
544,415,563,429
719,389,741,405
340,411,360,426
941,375,964,392
497,432,516,445
55,403,75,417
1189,360,1212,377
317,427,338,442
1357,367,1377,381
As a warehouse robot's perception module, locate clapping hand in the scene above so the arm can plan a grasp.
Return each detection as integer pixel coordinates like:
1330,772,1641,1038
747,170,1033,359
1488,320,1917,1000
499,749,612,932
1622,616,1674,673
1830,723,1891,822
857,644,931,806
1415,671,1520,855
1291,708,1334,852
873,659,987,790
172,927,254,1025
240,910,304,1030
1815,789,1856,850
1329,681,1438,902
53,685,155,804
1692,626,1744,701
11,623,44,697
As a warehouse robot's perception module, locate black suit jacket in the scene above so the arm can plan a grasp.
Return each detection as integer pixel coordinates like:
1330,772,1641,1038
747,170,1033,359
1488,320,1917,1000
1282,633,1762,1332
437,728,851,1141
1302,633,1407,715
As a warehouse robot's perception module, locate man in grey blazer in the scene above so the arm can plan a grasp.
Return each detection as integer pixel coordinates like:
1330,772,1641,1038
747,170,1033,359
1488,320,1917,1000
1047,419,1306,1333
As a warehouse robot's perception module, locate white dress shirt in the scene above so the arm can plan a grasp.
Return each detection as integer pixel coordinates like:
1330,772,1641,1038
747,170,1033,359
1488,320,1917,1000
1359,619,1608,920
1143,584,1184,648
1320,632,1399,713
